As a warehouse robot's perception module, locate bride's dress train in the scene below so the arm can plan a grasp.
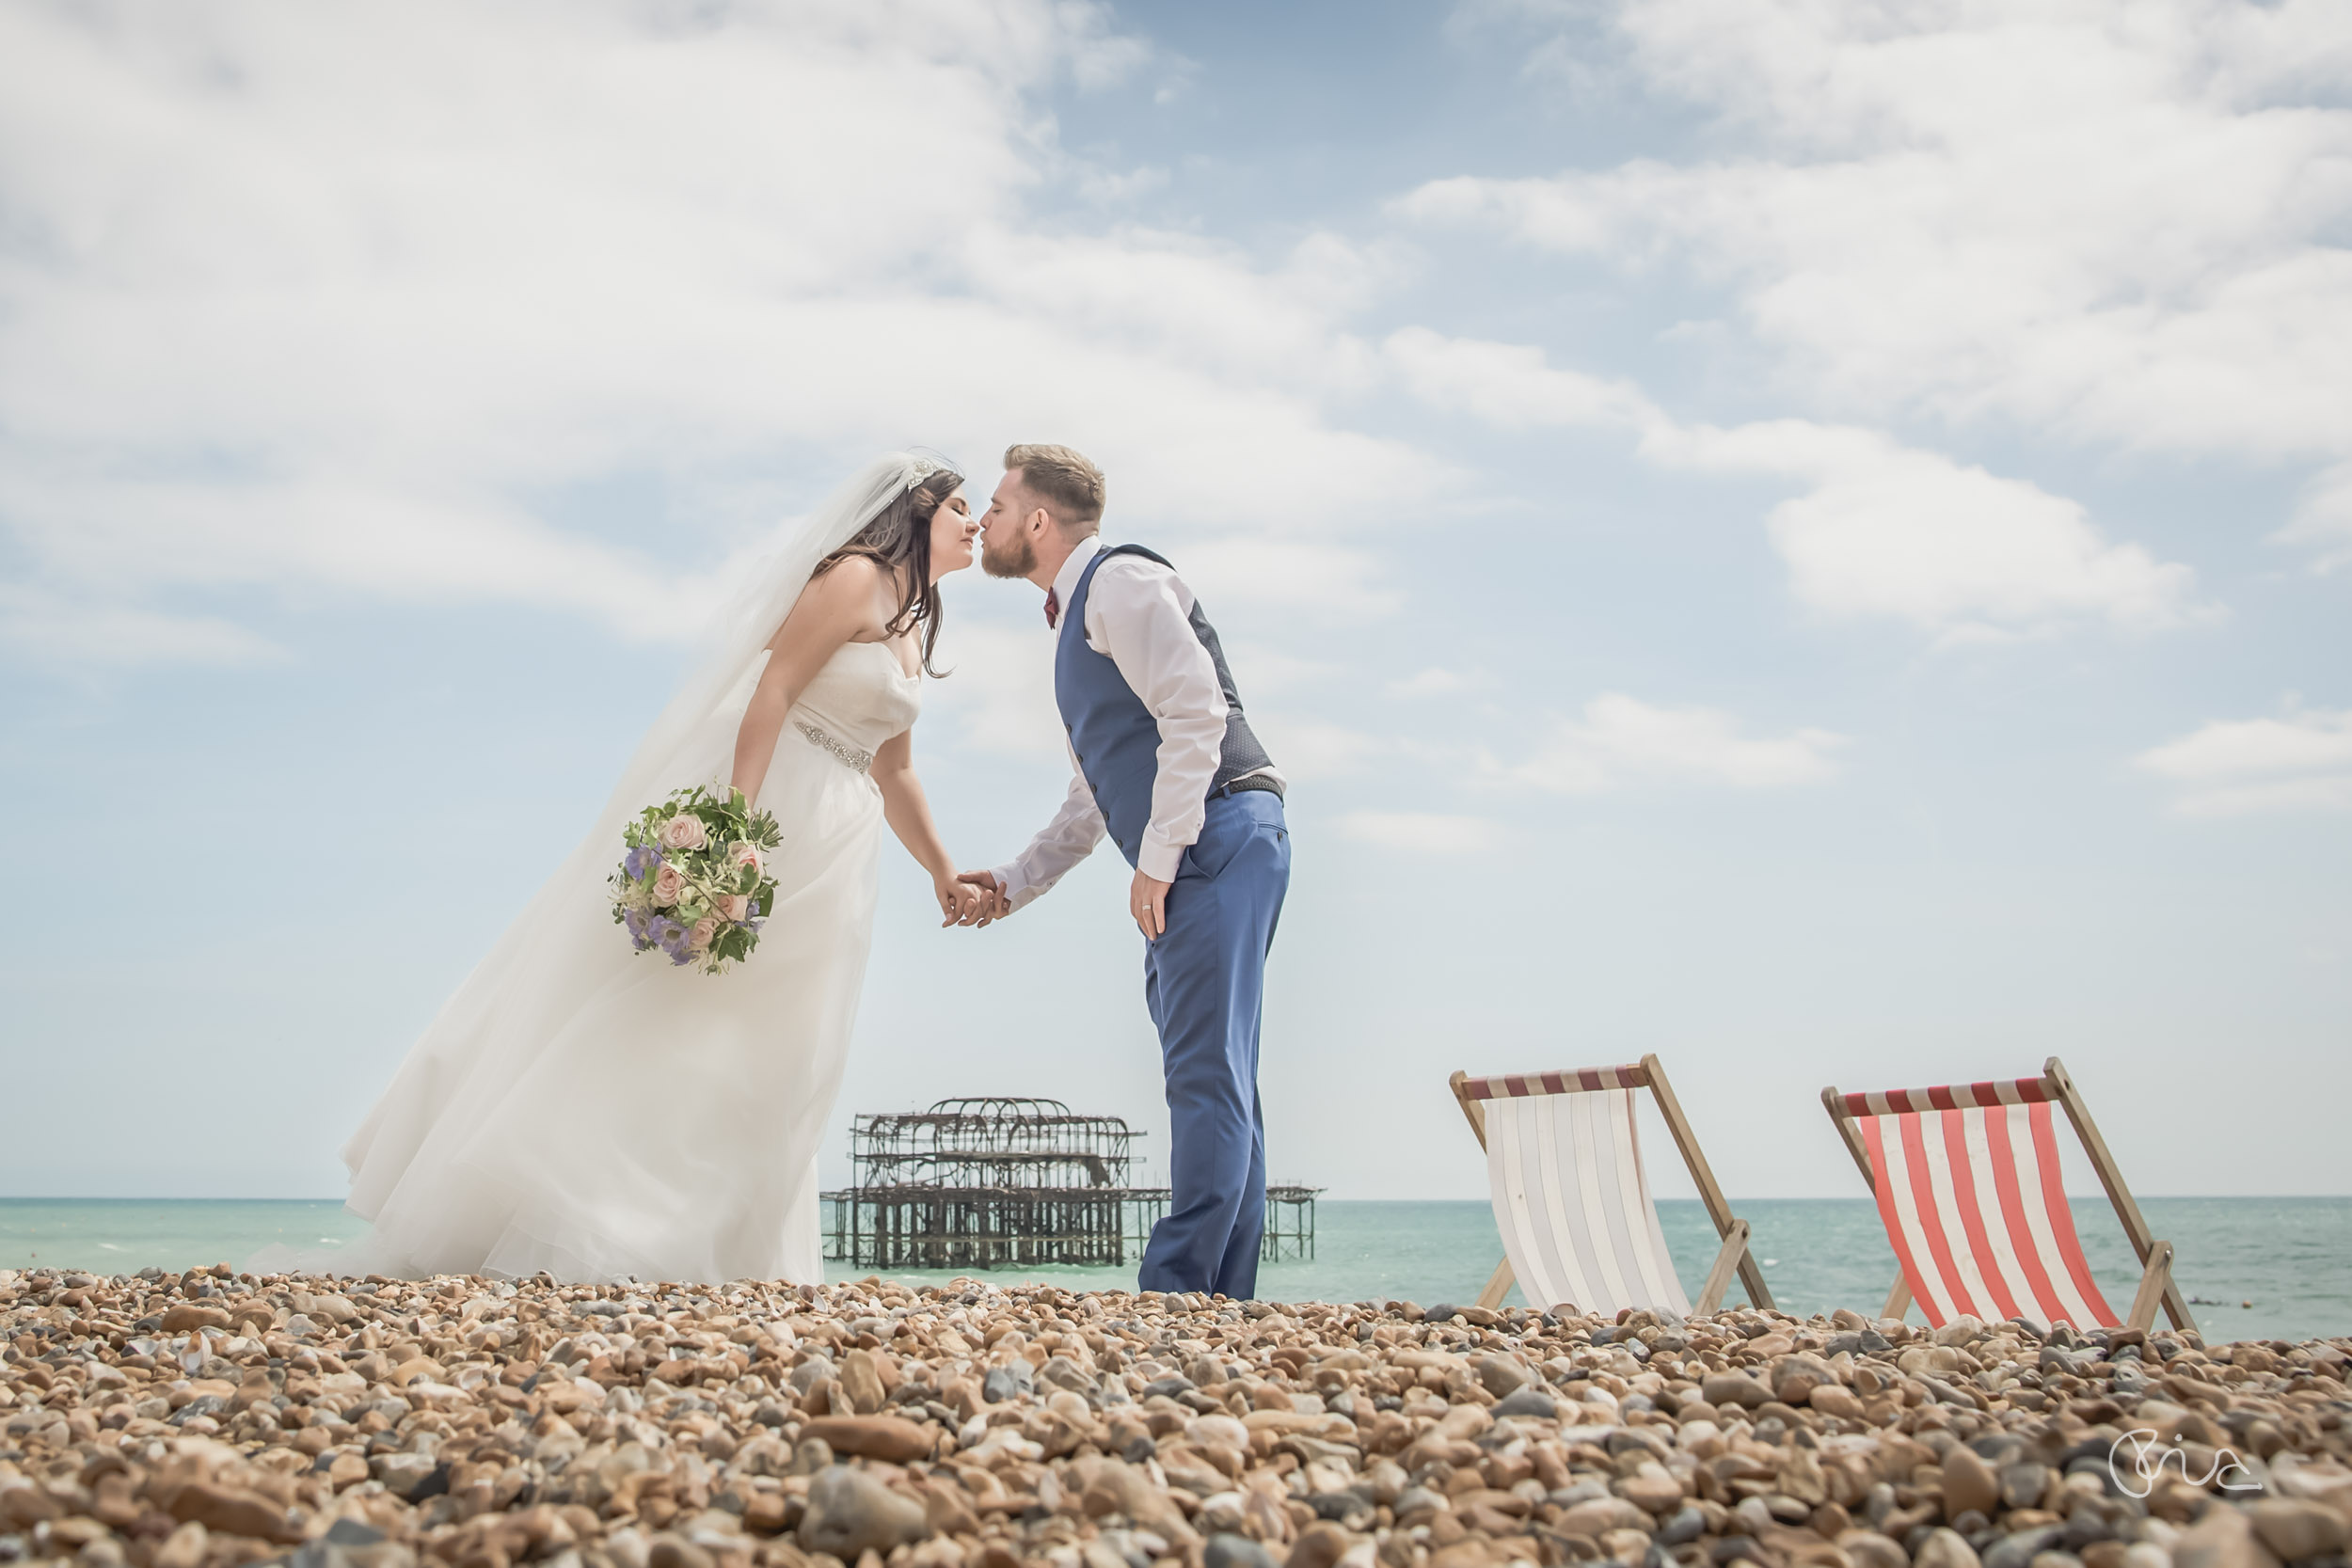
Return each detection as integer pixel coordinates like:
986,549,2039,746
306,454,939,1286
341,642,917,1284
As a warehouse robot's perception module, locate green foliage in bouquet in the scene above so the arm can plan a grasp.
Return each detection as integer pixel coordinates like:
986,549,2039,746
609,785,784,974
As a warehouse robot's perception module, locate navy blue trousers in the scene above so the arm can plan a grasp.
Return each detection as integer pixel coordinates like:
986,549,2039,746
1136,788,1291,1299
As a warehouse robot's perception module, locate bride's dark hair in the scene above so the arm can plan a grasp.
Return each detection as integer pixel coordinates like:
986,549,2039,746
814,467,962,677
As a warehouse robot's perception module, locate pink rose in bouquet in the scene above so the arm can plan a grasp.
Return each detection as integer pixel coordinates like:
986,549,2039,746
611,785,782,975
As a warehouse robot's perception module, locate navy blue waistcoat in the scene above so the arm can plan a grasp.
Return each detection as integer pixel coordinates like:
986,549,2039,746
1056,545,1275,867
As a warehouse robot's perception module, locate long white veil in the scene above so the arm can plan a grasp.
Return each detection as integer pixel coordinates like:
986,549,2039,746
590,450,947,846
336,451,947,1247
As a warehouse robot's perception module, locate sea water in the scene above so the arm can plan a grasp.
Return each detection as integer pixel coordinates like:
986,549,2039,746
4,1196,2345,1345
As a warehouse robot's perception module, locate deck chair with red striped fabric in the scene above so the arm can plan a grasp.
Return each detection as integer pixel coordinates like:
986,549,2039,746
1821,1055,2194,1335
1449,1054,1773,1318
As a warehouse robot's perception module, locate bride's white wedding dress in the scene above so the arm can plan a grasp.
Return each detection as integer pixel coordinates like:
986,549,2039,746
324,453,942,1286
342,641,917,1285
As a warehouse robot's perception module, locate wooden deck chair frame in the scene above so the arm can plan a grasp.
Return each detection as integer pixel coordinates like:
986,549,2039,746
1450,1053,1773,1317
1821,1053,2194,1335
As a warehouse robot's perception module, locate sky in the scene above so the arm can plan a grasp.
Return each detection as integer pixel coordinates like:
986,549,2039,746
2,0,2348,1209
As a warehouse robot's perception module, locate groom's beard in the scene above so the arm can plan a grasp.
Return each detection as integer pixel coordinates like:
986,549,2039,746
981,531,1036,579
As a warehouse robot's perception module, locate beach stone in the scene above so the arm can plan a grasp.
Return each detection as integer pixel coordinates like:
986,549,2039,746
2001,1464,2055,1512
1916,1528,1985,1568
803,1414,933,1463
371,1453,438,1496
1041,1354,1093,1393
2176,1507,2283,1568
1839,1531,1909,1568
1987,1528,2071,1568
1810,1385,1865,1419
159,1305,231,1333
920,1478,979,1537
1658,1508,1707,1547
152,1523,208,1568
838,1349,886,1414
983,1362,1033,1402
166,1481,302,1544
1476,1354,1531,1397
1944,1447,2001,1521
647,1540,713,1568
1492,1386,1560,1419
1703,1373,1773,1410
1207,1536,1283,1568
1559,1497,1656,1537
1286,1523,1355,1568
1774,1354,1837,1405
2248,1500,2348,1561
797,1465,927,1559
1621,1472,1687,1513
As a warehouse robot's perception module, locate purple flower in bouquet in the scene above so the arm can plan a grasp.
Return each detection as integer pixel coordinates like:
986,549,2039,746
612,783,782,974
642,913,690,965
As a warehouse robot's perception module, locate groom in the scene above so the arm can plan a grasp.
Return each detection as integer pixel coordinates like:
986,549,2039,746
960,443,1291,1301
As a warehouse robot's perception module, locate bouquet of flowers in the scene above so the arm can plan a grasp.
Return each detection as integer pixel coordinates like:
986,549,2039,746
609,785,783,974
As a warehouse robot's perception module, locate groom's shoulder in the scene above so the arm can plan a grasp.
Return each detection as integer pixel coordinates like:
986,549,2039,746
1101,542,1176,570
1096,543,1183,588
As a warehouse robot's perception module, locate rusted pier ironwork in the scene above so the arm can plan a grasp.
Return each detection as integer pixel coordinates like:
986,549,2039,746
821,1096,1319,1272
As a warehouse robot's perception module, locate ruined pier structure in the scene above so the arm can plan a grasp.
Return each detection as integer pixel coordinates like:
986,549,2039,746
820,1097,1317,1272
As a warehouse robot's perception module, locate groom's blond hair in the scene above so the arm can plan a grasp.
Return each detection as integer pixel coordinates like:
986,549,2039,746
1005,443,1105,531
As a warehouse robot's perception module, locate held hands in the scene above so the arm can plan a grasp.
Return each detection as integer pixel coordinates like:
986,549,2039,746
934,873,999,927
941,870,1011,928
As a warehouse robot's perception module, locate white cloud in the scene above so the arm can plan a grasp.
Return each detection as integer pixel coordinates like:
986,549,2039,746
2136,705,2352,816
1674,423,2204,642
1383,326,1661,434
1338,811,1502,855
1388,327,2203,639
1390,667,1475,698
2280,462,2352,572
0,0,1439,665
1403,0,2352,565
1494,691,1845,793
0,586,284,668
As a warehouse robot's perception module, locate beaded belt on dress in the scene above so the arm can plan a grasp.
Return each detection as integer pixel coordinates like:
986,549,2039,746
796,719,872,774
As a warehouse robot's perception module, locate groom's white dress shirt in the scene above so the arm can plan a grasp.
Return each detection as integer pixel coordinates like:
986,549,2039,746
991,536,1281,910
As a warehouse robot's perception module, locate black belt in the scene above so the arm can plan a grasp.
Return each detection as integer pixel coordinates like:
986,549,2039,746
1216,773,1285,800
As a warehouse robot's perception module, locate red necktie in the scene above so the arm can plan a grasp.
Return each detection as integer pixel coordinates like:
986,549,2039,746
1044,588,1059,629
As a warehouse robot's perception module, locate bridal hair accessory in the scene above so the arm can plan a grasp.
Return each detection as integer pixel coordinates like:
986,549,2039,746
899,448,961,492
610,784,785,974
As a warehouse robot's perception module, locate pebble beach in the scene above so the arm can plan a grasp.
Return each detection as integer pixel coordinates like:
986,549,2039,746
6,1267,2351,1568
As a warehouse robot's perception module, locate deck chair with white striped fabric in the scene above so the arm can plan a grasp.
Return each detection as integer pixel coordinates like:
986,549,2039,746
1449,1054,1772,1318
1821,1055,2194,1335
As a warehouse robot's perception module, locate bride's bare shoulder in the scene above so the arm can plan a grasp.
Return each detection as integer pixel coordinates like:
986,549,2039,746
772,554,888,646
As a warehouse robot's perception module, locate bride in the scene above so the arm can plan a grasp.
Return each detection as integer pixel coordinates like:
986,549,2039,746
335,452,993,1284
